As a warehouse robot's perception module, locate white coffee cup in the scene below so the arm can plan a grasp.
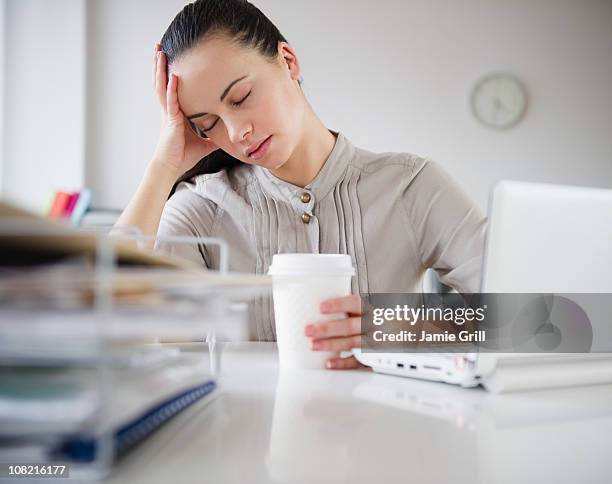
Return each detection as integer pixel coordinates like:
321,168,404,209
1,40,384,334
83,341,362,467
267,254,356,370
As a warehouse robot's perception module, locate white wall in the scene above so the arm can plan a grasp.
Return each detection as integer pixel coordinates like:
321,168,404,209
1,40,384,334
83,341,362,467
84,0,185,211
2,0,86,212
0,0,5,196
3,0,612,212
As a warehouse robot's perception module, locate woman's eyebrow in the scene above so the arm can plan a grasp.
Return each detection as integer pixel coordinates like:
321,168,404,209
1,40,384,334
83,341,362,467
187,75,249,120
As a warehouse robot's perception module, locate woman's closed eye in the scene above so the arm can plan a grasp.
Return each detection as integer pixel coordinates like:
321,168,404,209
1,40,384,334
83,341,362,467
232,89,251,107
201,89,252,133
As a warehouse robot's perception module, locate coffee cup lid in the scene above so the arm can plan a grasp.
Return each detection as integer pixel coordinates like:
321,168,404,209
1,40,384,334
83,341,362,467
267,253,356,277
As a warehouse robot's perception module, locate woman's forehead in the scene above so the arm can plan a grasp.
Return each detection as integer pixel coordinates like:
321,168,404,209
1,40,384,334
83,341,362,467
173,38,269,112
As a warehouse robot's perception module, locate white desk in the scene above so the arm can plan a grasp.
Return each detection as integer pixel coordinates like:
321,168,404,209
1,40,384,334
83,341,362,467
107,343,612,484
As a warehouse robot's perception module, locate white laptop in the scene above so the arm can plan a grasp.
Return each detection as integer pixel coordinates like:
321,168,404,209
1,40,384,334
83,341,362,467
353,180,612,392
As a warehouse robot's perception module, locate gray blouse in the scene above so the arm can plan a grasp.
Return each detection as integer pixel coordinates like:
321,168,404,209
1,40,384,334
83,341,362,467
155,131,487,341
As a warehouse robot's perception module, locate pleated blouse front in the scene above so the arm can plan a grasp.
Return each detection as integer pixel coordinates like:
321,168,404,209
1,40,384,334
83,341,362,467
155,131,487,341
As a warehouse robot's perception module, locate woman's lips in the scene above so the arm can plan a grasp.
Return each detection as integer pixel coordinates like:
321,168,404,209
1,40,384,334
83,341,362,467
248,135,272,161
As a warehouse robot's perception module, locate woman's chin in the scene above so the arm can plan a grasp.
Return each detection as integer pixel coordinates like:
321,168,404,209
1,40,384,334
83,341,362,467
268,159,287,170
255,155,286,171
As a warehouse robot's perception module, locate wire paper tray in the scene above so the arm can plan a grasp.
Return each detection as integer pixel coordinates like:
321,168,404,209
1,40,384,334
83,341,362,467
0,215,269,479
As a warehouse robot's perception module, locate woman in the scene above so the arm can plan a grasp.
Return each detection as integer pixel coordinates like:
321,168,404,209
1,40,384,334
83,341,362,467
116,0,486,369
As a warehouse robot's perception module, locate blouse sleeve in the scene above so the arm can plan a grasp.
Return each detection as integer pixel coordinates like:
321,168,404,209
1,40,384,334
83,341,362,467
401,159,487,293
154,183,218,268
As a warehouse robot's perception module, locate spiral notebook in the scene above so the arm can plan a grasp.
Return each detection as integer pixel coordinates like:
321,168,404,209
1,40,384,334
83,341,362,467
1,353,217,463
57,353,217,462
57,380,216,462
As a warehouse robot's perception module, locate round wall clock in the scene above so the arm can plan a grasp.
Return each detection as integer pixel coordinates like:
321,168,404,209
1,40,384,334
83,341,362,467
470,73,528,129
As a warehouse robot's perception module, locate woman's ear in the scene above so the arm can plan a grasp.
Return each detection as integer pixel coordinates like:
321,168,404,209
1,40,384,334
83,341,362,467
278,42,301,82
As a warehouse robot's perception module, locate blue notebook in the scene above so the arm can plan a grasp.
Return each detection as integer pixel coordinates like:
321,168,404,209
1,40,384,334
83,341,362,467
57,380,216,462
1,354,216,464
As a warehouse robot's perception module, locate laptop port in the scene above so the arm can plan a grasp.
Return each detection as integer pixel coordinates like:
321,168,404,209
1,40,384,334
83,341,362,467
396,363,404,368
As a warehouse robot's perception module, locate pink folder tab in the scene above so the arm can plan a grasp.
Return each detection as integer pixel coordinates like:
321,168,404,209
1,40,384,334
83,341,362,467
64,192,81,218
48,191,71,219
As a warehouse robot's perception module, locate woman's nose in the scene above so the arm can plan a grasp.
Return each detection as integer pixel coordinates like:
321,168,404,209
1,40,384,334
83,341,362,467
226,118,252,145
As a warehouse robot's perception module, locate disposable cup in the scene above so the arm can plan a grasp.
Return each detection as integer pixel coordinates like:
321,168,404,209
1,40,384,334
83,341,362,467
267,254,355,369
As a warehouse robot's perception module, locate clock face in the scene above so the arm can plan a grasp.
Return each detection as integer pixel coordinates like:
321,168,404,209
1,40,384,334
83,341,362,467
470,73,527,129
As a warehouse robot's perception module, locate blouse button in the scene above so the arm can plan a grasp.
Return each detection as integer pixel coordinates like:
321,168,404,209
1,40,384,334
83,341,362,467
301,213,312,224
300,192,311,204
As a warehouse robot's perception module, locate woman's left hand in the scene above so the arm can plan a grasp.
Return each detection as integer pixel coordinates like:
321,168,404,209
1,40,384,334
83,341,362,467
304,294,367,370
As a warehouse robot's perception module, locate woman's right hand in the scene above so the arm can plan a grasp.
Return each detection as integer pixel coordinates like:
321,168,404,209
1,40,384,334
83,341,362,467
151,44,219,178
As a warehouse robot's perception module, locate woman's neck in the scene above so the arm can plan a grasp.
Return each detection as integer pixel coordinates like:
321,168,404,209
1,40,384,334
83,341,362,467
269,108,336,188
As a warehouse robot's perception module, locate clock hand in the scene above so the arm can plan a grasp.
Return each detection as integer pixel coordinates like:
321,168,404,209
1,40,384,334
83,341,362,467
496,99,513,114
492,98,501,123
